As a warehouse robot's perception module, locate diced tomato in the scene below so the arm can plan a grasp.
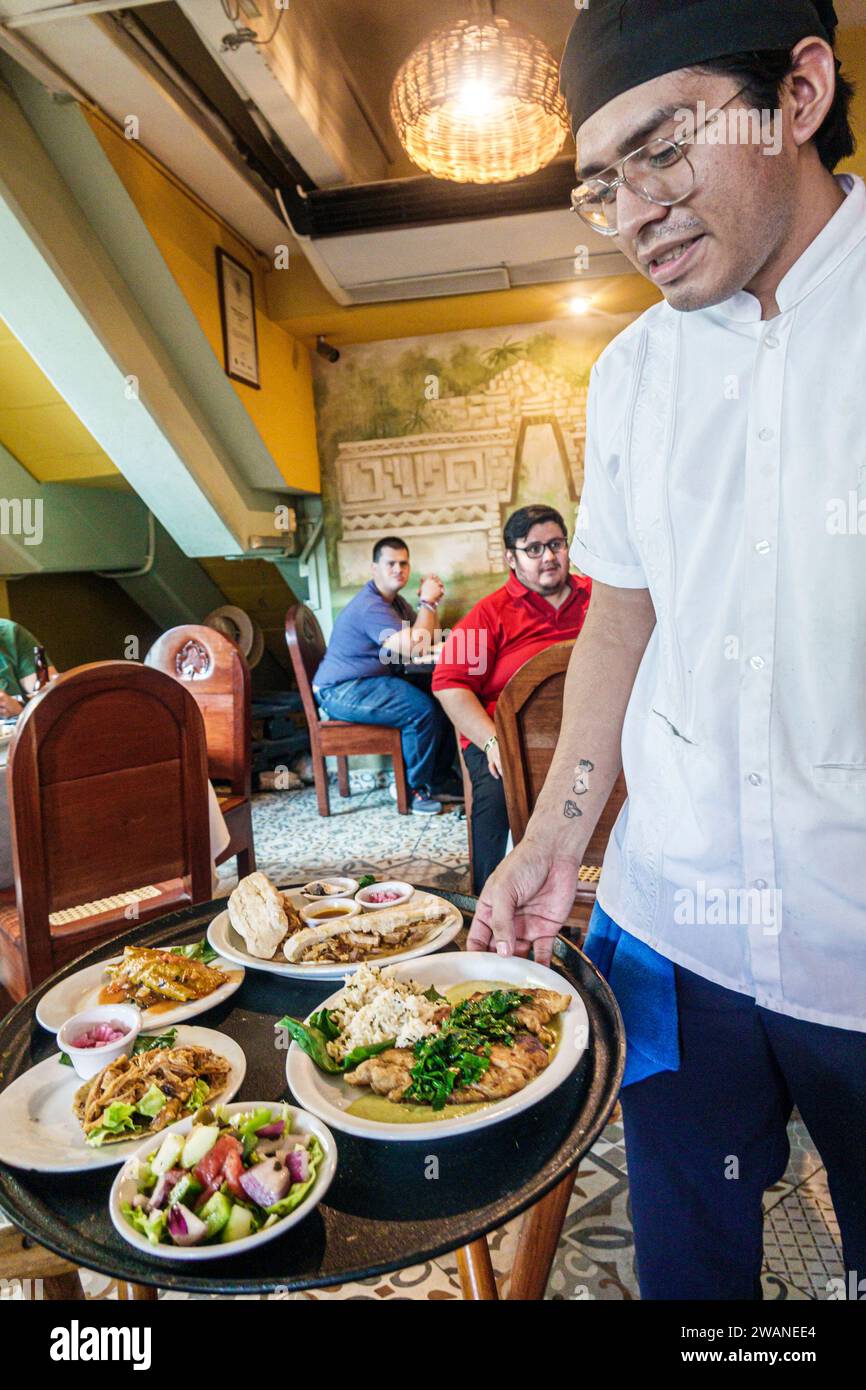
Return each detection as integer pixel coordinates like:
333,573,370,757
194,1133,243,1195
221,1144,246,1201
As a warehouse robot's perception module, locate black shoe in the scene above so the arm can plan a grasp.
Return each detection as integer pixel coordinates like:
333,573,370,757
431,776,465,803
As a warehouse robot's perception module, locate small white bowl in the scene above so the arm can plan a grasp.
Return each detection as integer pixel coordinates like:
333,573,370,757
57,1004,141,1079
299,897,362,928
354,881,415,912
299,877,359,901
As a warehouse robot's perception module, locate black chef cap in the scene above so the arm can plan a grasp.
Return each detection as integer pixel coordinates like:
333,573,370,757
561,0,839,135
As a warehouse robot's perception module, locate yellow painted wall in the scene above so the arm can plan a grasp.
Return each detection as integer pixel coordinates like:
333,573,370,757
85,112,320,495
0,318,119,484
839,26,866,181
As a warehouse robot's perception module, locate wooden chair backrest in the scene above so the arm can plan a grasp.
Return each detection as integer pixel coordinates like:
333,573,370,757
7,661,212,984
146,625,251,796
494,640,627,866
284,603,327,733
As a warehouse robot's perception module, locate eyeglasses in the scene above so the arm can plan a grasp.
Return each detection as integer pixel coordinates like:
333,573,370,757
512,538,569,559
570,86,748,236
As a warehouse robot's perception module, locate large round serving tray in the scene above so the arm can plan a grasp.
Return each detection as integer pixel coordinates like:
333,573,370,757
0,889,624,1296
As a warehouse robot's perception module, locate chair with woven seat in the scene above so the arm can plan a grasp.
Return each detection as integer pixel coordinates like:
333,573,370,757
487,638,627,1300
285,602,409,817
145,624,255,878
0,661,213,1007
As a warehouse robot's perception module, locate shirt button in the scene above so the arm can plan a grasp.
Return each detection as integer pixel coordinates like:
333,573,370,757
750,656,765,670
764,335,780,349
754,878,768,890
759,428,775,442
755,540,771,555
748,772,763,786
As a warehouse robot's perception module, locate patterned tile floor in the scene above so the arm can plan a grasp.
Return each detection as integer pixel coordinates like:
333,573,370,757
3,780,847,1301
213,773,474,899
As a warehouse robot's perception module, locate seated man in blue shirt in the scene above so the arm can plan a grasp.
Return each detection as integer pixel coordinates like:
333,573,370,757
313,537,456,815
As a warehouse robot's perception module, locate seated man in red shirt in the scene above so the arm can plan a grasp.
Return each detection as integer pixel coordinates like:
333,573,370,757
432,505,591,893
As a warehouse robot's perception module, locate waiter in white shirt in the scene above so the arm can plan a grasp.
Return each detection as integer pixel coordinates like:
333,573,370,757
470,0,866,1300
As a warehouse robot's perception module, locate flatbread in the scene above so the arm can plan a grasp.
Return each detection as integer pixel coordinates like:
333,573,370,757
228,872,290,959
283,899,448,963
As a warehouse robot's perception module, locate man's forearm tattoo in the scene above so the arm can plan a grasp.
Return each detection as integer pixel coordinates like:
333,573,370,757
563,759,594,820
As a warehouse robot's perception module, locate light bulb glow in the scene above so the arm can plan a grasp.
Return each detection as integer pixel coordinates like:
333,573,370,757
453,78,500,118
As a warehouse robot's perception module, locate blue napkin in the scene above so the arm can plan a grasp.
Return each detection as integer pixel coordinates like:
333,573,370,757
582,902,680,1087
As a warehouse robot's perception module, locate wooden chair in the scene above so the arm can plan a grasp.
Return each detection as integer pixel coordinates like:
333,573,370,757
0,1220,85,1300
495,639,627,935
456,744,474,890
285,602,409,817
146,625,255,878
477,639,627,1301
0,661,213,1005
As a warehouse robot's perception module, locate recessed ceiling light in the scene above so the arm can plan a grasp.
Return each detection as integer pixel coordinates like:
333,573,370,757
568,296,592,316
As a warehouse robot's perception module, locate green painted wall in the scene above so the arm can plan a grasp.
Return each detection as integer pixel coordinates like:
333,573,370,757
8,572,160,671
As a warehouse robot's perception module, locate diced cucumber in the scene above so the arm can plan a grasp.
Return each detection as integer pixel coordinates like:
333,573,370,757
220,1203,254,1243
199,1191,232,1239
180,1124,220,1170
168,1173,203,1208
151,1132,184,1176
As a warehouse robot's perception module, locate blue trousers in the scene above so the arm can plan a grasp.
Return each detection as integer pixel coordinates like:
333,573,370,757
316,675,446,794
619,959,866,1300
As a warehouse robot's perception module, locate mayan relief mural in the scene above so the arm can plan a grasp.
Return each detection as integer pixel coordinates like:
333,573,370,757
312,316,639,618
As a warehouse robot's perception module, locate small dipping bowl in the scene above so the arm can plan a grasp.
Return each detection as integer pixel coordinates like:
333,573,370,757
299,877,359,901
299,897,362,928
57,1004,142,1079
354,881,414,912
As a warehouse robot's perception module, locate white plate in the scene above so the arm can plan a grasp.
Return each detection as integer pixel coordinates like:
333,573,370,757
207,888,463,980
36,951,244,1034
286,954,589,1142
110,1101,336,1261
0,1026,246,1173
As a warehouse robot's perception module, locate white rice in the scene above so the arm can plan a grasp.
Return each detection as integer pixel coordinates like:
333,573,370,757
326,964,440,1062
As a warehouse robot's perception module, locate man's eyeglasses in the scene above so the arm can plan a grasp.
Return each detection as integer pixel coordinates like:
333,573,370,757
512,538,569,559
570,86,749,236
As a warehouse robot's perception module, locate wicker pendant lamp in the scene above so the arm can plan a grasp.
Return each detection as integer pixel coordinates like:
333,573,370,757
390,16,569,184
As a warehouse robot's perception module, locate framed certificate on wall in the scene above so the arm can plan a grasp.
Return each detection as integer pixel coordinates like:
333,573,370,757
216,247,261,388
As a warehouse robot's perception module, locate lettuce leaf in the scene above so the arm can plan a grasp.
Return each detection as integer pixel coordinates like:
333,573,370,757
86,1102,136,1145
135,1085,167,1119
170,939,218,964
122,1202,168,1246
187,1078,210,1112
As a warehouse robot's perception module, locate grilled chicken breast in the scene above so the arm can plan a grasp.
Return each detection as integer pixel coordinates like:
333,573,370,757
347,1048,416,1102
344,987,570,1106
454,988,571,1047
346,1032,552,1105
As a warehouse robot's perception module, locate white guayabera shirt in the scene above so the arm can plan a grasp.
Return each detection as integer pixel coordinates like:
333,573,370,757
572,173,866,1031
